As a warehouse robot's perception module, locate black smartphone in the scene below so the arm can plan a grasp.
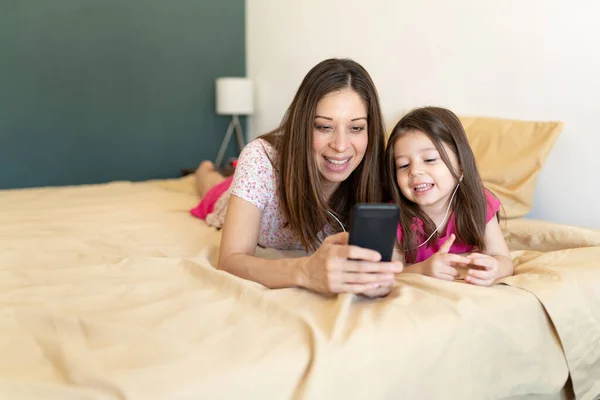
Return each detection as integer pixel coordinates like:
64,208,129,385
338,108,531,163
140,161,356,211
348,203,400,262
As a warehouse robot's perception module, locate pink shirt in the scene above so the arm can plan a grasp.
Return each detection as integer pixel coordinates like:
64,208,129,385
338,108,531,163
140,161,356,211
205,138,335,250
397,190,501,263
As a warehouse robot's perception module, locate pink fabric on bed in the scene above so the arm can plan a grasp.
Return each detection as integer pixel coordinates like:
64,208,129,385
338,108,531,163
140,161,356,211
190,176,234,220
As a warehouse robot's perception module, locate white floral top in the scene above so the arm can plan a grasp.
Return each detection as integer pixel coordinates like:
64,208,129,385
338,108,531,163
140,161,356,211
205,138,334,250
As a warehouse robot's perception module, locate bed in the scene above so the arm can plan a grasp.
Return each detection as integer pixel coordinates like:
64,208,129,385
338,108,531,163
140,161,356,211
1,172,599,400
1,116,599,399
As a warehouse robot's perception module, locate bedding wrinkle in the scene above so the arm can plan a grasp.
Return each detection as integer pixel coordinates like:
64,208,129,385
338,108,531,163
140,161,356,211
52,317,128,400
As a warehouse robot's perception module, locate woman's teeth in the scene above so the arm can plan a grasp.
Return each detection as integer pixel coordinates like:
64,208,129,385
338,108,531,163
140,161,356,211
325,157,350,165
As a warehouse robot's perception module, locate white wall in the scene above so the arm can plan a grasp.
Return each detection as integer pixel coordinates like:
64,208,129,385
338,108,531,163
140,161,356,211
246,0,600,229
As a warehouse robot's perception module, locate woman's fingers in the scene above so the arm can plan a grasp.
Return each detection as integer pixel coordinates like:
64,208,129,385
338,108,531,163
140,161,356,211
316,242,404,294
343,260,403,274
323,232,378,260
336,282,387,294
360,285,392,298
326,260,397,290
343,244,383,262
339,271,395,285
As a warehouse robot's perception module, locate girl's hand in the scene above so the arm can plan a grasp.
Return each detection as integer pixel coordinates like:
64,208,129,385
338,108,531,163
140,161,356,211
298,232,403,295
422,234,470,281
464,253,500,286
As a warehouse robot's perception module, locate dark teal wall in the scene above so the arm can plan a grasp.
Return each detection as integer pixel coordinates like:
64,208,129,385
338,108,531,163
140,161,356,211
0,1,246,189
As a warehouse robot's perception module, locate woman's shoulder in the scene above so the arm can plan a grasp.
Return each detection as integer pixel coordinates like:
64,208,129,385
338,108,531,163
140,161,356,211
229,138,280,210
230,136,281,192
239,138,277,164
245,137,276,154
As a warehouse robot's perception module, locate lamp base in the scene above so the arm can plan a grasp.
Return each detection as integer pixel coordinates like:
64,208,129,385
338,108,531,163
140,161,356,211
215,115,246,168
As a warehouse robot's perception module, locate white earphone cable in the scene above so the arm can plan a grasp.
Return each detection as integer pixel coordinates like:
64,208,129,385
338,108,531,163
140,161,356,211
327,210,346,233
325,175,462,242
414,176,462,249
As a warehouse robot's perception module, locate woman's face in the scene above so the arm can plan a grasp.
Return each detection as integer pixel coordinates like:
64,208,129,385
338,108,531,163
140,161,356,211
312,89,369,196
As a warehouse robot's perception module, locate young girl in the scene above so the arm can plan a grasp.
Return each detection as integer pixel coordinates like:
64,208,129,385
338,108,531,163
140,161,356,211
385,107,513,286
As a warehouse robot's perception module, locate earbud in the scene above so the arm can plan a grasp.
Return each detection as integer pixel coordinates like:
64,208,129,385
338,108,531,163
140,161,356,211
459,174,464,182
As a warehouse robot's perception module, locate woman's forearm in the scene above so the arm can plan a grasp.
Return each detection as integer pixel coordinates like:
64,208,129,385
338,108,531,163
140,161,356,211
218,252,308,289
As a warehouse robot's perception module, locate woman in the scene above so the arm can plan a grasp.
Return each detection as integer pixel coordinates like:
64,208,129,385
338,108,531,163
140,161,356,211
193,58,403,297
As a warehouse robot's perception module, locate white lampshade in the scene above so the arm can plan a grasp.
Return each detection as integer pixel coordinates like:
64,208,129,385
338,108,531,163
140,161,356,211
215,77,254,115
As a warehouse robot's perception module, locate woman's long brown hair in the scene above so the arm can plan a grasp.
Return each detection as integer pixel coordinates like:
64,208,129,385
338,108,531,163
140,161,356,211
261,58,386,252
384,107,497,263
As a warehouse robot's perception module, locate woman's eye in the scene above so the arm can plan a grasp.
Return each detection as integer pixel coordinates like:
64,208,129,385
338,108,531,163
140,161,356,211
351,126,366,132
315,125,333,132
398,164,409,169
425,158,437,163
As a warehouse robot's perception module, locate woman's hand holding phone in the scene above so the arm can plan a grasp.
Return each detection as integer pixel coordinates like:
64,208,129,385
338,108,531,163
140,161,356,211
297,232,403,296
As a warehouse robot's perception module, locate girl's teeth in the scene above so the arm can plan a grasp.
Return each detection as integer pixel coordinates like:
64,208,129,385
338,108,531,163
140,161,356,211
325,157,349,165
414,184,433,192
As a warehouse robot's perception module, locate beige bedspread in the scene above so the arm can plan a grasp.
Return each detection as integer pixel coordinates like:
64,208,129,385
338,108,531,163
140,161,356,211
1,176,599,400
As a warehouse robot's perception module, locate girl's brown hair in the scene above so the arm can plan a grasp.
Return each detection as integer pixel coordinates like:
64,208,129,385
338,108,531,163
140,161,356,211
261,58,386,252
384,107,498,263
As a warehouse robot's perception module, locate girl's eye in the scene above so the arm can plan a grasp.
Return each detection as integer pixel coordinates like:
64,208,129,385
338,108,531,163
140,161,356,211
397,164,409,169
425,158,437,163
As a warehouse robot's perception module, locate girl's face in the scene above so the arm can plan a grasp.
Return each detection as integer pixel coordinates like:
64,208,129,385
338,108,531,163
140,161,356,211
312,89,369,197
393,130,461,215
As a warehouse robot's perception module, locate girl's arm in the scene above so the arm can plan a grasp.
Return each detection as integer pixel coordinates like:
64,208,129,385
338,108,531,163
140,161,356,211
480,217,514,278
218,195,403,293
464,217,514,285
393,242,422,274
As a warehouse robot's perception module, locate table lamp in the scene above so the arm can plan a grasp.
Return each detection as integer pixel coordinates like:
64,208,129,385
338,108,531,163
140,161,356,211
214,77,254,168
